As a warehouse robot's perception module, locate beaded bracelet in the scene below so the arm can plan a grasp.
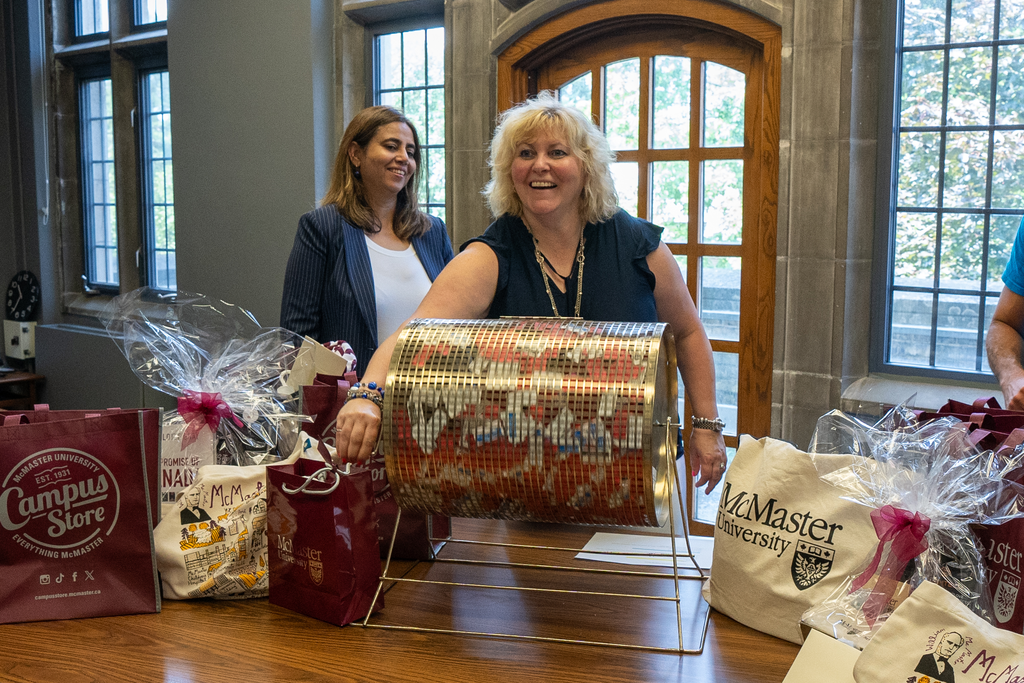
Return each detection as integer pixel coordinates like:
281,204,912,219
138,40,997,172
347,381,385,411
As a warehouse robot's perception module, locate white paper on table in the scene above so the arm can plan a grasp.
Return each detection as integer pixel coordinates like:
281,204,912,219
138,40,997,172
782,629,859,683
575,532,714,569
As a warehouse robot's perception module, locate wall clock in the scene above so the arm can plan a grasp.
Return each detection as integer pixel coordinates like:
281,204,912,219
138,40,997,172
5,270,41,321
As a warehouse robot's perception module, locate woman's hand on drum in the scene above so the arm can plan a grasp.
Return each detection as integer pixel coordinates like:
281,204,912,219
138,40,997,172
334,398,381,463
690,428,728,494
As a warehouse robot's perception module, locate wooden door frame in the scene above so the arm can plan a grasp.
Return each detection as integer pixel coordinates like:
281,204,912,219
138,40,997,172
496,0,781,534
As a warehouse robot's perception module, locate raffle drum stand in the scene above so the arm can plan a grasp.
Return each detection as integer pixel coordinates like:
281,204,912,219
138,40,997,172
361,318,710,653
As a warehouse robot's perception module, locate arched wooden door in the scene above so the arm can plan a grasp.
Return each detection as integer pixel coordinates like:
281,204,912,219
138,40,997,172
498,0,780,534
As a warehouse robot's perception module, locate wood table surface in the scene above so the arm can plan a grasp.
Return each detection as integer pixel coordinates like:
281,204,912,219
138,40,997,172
0,519,800,683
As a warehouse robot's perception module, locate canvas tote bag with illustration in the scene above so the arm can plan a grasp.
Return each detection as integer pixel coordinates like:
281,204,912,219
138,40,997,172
153,439,301,599
702,435,878,643
854,580,1024,683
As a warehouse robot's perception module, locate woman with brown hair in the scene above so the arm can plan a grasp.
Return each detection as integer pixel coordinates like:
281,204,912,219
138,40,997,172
280,105,453,369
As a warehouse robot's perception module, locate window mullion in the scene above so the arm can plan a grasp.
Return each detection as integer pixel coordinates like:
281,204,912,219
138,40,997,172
637,53,650,220
110,49,141,293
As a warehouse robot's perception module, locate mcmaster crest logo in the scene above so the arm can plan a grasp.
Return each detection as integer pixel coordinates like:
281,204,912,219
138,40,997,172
792,541,834,590
308,558,324,585
1,448,120,559
994,570,1020,624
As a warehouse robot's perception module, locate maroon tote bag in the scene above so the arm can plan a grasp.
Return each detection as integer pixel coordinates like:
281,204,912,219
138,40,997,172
0,410,160,623
1,406,162,526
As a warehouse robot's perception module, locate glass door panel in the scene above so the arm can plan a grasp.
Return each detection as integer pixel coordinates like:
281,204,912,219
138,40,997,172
703,62,746,147
700,256,741,342
701,159,744,244
610,162,639,216
559,72,593,116
652,161,689,242
712,350,739,437
603,58,640,150
652,55,691,149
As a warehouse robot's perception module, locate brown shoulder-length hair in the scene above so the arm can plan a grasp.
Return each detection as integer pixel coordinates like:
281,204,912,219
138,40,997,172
321,105,432,240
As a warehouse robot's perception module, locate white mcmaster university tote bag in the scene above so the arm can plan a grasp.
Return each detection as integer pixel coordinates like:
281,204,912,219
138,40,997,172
702,436,878,643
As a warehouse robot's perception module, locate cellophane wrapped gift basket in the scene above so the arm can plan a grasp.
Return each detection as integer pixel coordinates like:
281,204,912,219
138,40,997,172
101,288,307,505
801,404,1024,649
100,288,314,599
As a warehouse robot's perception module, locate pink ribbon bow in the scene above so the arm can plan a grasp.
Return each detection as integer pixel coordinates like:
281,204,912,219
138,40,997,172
177,390,244,447
850,505,930,624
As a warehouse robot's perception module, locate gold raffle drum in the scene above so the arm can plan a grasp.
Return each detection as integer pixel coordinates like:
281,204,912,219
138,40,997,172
381,318,678,527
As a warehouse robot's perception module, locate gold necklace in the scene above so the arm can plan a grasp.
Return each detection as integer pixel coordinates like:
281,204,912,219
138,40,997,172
529,224,586,318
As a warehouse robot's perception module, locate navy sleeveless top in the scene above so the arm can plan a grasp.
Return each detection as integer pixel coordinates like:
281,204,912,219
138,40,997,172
462,209,662,322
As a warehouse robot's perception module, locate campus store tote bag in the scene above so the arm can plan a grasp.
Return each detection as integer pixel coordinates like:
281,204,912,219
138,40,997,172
1,406,162,526
0,410,160,623
701,435,878,643
854,581,1024,683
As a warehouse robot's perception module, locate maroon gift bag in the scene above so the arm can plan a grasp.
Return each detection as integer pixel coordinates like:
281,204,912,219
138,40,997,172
300,376,351,451
267,456,382,626
301,380,450,561
1,406,162,526
973,467,1024,634
975,519,1024,633
0,410,161,623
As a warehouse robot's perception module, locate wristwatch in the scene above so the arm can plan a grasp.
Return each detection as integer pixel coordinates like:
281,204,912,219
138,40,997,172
691,416,726,432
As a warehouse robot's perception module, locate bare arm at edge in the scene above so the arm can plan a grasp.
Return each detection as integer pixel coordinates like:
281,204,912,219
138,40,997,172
987,285,1024,410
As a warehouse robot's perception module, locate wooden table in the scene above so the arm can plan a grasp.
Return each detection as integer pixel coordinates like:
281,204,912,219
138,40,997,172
0,520,800,682
0,371,44,410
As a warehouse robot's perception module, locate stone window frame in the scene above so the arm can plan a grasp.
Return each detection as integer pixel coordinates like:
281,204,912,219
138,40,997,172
870,0,1024,384
369,19,447,220
48,0,172,317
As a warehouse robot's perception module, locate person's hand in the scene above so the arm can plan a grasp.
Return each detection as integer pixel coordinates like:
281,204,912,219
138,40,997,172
334,397,381,462
689,427,728,494
1005,377,1024,411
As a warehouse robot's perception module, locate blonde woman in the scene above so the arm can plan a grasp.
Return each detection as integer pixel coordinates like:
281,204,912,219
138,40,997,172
336,93,727,493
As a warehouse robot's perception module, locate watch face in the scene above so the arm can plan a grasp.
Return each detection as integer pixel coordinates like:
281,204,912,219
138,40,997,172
5,270,40,321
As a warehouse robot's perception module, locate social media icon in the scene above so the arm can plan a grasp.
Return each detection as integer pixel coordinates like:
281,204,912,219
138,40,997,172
39,575,50,585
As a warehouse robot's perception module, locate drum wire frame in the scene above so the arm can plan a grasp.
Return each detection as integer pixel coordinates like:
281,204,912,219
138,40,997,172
360,422,711,654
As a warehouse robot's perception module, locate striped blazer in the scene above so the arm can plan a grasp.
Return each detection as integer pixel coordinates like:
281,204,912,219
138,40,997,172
280,204,454,372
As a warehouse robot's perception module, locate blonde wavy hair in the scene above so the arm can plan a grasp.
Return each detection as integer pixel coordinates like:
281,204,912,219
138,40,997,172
483,91,618,224
321,106,431,240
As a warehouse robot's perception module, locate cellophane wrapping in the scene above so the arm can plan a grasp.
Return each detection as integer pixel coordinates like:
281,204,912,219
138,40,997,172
801,405,1024,649
101,287,306,467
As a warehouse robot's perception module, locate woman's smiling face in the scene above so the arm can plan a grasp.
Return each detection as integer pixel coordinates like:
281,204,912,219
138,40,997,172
510,126,584,226
349,121,417,197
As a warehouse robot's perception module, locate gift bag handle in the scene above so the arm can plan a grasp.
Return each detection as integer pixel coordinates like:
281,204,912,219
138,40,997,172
281,465,344,495
281,441,352,496
973,396,1003,410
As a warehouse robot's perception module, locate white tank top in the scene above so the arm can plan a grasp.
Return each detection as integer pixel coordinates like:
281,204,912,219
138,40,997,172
364,234,433,343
